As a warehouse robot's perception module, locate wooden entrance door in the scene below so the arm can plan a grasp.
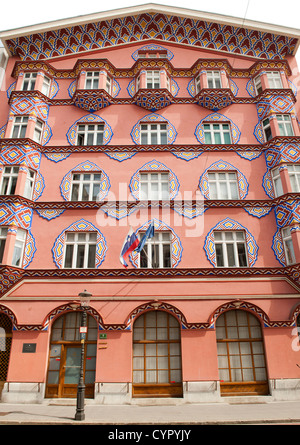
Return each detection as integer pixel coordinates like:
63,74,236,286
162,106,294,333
132,310,183,398
216,309,269,396
46,312,97,398
0,314,12,396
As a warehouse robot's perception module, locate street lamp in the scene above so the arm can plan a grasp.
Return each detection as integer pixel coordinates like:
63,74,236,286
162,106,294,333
74,289,92,421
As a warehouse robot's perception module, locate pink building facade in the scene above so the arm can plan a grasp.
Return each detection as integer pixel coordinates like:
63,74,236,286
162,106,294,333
0,4,300,403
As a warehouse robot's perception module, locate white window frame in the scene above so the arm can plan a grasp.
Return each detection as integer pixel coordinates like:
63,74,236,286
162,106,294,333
33,119,44,143
0,227,8,264
287,164,300,192
207,70,222,89
146,70,161,89
203,123,232,144
262,118,272,142
76,123,104,146
22,72,37,91
139,172,169,200
195,74,201,94
140,123,168,144
12,228,27,267
137,51,167,59
63,232,97,269
266,71,283,89
254,75,263,95
139,231,172,268
105,75,112,95
70,172,102,201
207,171,239,200
214,231,248,268
85,71,99,89
0,166,19,195
41,75,51,96
276,114,294,136
282,226,296,265
271,167,284,197
24,169,36,200
11,116,28,138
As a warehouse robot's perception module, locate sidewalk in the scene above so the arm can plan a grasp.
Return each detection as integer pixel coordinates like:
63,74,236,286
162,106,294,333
0,398,300,425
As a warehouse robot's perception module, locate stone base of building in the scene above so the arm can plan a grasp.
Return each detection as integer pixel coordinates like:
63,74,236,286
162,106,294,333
2,379,300,404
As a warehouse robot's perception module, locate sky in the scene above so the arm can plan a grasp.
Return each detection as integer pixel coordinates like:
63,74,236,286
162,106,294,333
0,0,300,60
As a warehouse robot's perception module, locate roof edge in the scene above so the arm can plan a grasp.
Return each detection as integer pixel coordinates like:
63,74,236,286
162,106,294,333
1,3,300,42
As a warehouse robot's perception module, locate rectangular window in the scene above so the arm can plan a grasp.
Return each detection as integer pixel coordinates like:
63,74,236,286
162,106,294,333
271,167,284,197
282,227,296,265
85,72,99,89
254,75,263,95
105,75,112,94
0,227,8,264
0,166,19,195
203,123,231,144
140,172,169,200
146,70,160,89
214,231,248,267
287,164,300,192
207,70,222,89
12,228,27,267
12,116,28,138
24,169,36,200
70,172,101,201
33,119,43,143
41,75,51,96
195,74,201,94
266,71,283,89
77,124,104,145
63,232,97,268
22,72,37,91
262,118,272,142
139,231,171,268
208,171,239,200
140,123,167,144
277,114,294,136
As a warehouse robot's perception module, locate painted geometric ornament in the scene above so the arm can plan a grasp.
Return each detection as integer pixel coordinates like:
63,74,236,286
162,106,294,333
52,219,107,268
6,13,298,61
204,218,258,267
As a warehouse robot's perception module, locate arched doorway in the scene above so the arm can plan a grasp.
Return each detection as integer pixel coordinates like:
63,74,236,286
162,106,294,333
0,313,12,396
132,310,183,398
46,311,97,398
216,309,269,396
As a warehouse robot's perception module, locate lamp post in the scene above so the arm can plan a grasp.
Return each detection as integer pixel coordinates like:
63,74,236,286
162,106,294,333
75,289,92,421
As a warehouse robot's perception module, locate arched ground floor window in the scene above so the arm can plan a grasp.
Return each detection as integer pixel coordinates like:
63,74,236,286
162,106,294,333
0,313,12,396
132,310,183,398
216,309,269,396
46,311,97,398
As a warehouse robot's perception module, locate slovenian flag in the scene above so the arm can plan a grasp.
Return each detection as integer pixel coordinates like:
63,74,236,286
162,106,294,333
119,227,139,267
135,220,155,253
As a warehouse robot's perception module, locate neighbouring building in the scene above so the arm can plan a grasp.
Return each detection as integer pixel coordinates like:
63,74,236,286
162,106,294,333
0,4,300,404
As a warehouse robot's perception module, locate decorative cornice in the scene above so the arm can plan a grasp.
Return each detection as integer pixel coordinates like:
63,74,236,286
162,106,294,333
11,57,293,79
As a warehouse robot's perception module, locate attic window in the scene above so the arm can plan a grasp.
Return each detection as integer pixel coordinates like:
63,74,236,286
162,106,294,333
137,50,167,59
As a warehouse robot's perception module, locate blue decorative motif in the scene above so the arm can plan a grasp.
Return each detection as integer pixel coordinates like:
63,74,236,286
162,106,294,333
203,218,258,267
51,219,107,268
35,209,65,220
272,229,286,266
195,112,241,144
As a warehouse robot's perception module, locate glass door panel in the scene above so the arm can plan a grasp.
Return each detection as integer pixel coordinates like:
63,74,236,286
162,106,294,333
64,347,81,384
